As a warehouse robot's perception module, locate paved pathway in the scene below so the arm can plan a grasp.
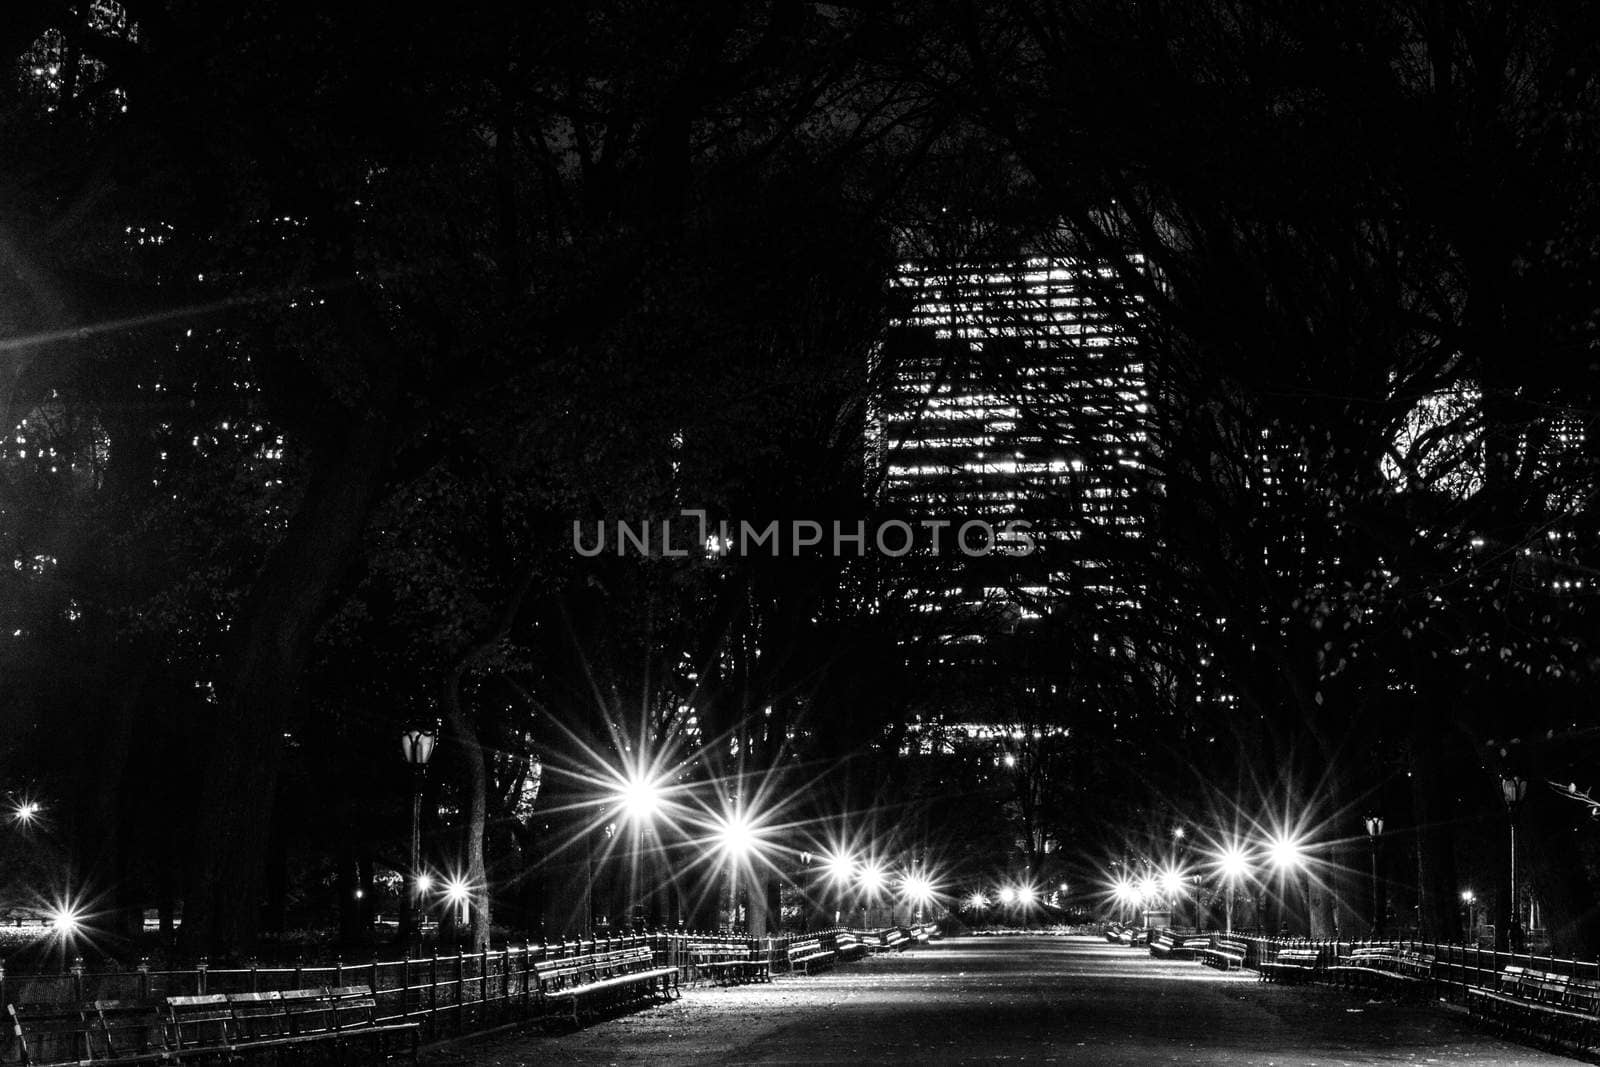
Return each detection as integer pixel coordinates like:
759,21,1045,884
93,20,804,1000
423,935,1580,1065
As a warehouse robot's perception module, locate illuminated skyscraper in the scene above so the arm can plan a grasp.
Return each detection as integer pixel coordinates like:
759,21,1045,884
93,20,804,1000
869,255,1152,629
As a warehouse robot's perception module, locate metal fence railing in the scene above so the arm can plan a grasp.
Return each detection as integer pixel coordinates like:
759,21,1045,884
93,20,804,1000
1220,933,1599,1004
0,925,906,1064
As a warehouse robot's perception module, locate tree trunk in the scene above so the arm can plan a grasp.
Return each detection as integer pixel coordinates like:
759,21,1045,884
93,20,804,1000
1408,730,1461,941
442,670,491,952
179,404,396,958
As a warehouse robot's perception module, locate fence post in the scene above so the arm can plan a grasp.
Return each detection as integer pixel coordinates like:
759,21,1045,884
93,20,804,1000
249,957,260,993
196,959,208,996
400,951,411,1024
137,957,150,1001
371,955,380,1007
429,950,440,1039
70,956,84,1001
456,950,464,1035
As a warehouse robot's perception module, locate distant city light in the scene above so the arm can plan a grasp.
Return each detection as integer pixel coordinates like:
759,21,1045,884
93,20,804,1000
1003,753,1017,768
967,891,989,910
12,800,40,825
1138,876,1157,901
1159,868,1185,898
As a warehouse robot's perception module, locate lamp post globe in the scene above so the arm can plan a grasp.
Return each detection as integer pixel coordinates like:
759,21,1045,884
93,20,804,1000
1363,815,1383,936
401,723,439,944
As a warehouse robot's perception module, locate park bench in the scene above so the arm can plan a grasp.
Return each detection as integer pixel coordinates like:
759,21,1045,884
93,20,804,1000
871,929,911,954
911,923,940,942
8,1000,168,1066
1259,946,1322,983
835,932,870,961
531,945,679,1026
787,936,836,975
1326,946,1434,999
1200,937,1248,971
690,941,769,985
1466,966,1600,1049
165,984,420,1063
1115,926,1150,947
1103,923,1125,944
1150,933,1212,961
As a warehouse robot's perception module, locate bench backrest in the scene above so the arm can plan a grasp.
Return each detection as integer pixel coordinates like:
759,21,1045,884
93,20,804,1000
10,1000,167,1065
1564,980,1600,1015
788,938,823,958
326,986,381,1031
1397,952,1434,979
1213,938,1248,954
166,994,234,1050
226,991,291,1042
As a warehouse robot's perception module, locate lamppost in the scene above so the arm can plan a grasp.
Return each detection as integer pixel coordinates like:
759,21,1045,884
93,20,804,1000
614,771,666,928
400,724,438,943
1216,845,1249,935
1267,833,1307,935
823,852,857,926
715,809,758,931
1363,814,1383,937
1461,889,1476,944
1501,775,1527,951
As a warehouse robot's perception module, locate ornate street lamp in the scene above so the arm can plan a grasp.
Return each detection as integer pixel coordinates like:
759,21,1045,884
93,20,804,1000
1501,776,1527,950
401,723,439,941
1363,814,1383,936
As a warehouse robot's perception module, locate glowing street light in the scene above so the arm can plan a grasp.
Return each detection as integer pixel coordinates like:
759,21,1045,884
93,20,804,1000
12,800,40,826
1265,831,1309,935
822,852,857,884
714,811,760,860
1214,844,1251,934
615,772,666,824
415,873,434,894
997,885,1018,905
900,871,936,920
48,904,82,938
1267,833,1306,871
444,877,471,926
1159,867,1185,901
857,861,888,893
1015,884,1037,906
966,891,989,911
